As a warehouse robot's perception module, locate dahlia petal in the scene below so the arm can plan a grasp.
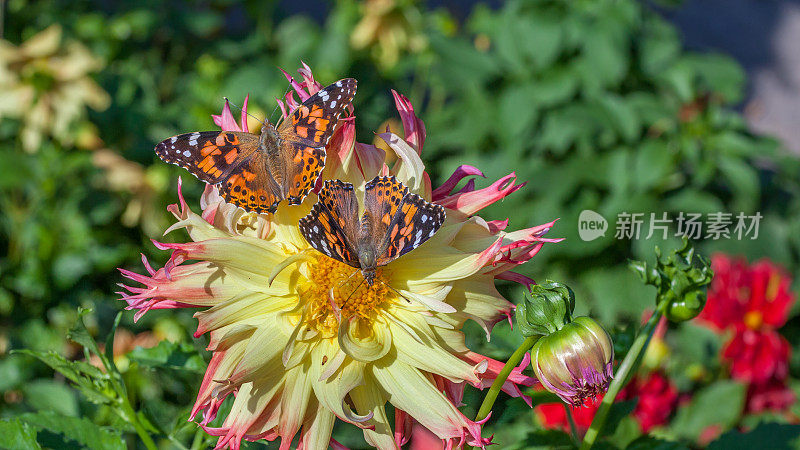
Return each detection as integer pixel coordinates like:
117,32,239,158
117,262,243,318
391,90,425,154
389,312,482,385
446,277,515,335
371,361,486,444
437,172,525,216
462,351,535,407
152,238,294,293
280,68,312,102
349,381,398,450
240,95,250,133
431,165,484,201
194,292,294,338
392,238,503,288
495,271,536,287
298,404,336,450
394,409,413,447
277,365,314,449
218,377,284,449
396,285,455,313
212,98,243,132
228,317,292,385
309,342,373,427
378,132,426,196
192,341,248,423
338,316,392,362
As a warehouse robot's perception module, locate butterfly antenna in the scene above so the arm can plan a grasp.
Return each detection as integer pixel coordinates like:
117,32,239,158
223,97,268,127
375,278,412,304
340,277,366,310
271,84,294,126
335,267,360,290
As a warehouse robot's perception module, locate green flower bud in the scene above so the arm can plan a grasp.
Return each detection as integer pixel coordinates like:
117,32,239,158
629,238,713,322
515,281,575,337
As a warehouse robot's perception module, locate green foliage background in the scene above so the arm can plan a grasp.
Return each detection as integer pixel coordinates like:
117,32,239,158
1,0,799,448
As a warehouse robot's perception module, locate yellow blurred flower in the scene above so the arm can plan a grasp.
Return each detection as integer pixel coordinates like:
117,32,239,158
0,25,110,152
351,0,427,70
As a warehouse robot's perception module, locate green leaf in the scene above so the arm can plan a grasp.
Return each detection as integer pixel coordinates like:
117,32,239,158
104,312,123,367
708,422,800,450
669,380,746,440
66,307,101,357
19,411,125,450
127,340,205,373
512,429,574,450
604,400,637,436
13,349,116,405
717,155,759,212
626,436,688,450
22,379,79,417
0,419,41,450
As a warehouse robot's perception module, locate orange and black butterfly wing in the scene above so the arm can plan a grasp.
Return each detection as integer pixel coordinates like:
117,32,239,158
279,141,327,206
363,176,446,267
278,78,358,148
363,175,407,253
299,180,360,266
217,151,284,214
154,131,260,183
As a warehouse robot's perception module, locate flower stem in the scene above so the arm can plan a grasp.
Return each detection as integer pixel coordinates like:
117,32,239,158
564,404,579,444
475,335,538,422
579,303,666,450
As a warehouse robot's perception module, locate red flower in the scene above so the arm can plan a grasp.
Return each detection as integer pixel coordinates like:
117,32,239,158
699,255,794,331
535,372,678,434
699,254,796,415
618,372,679,433
722,328,790,385
746,378,796,413
535,398,600,433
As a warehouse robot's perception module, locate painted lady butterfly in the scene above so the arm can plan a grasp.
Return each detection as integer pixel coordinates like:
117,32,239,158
155,78,357,213
299,175,446,285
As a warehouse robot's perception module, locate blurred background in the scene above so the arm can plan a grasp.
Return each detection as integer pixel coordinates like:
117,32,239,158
1,0,800,448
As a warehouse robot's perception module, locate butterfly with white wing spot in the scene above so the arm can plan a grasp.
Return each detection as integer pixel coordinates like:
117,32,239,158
154,78,357,214
299,175,446,285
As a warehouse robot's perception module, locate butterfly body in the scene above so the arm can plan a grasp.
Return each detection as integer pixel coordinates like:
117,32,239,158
155,78,357,214
299,176,446,286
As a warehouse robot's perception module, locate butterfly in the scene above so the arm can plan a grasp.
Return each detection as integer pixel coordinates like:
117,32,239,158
299,175,446,285
154,78,357,214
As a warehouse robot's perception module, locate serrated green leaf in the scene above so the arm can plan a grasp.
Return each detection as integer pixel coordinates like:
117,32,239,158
66,308,102,356
127,340,205,373
13,349,116,405
0,418,41,450
20,411,125,450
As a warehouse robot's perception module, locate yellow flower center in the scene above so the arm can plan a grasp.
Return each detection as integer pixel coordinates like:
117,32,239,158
303,254,394,337
743,310,763,330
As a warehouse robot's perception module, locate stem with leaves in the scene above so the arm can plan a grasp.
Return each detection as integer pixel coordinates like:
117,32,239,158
582,239,712,448
71,310,159,450
579,301,666,449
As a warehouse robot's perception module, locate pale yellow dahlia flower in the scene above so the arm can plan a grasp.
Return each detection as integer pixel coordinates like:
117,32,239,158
119,66,560,449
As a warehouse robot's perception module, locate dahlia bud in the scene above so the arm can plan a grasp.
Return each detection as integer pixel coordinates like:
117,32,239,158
530,316,614,406
628,238,713,322
515,280,576,337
